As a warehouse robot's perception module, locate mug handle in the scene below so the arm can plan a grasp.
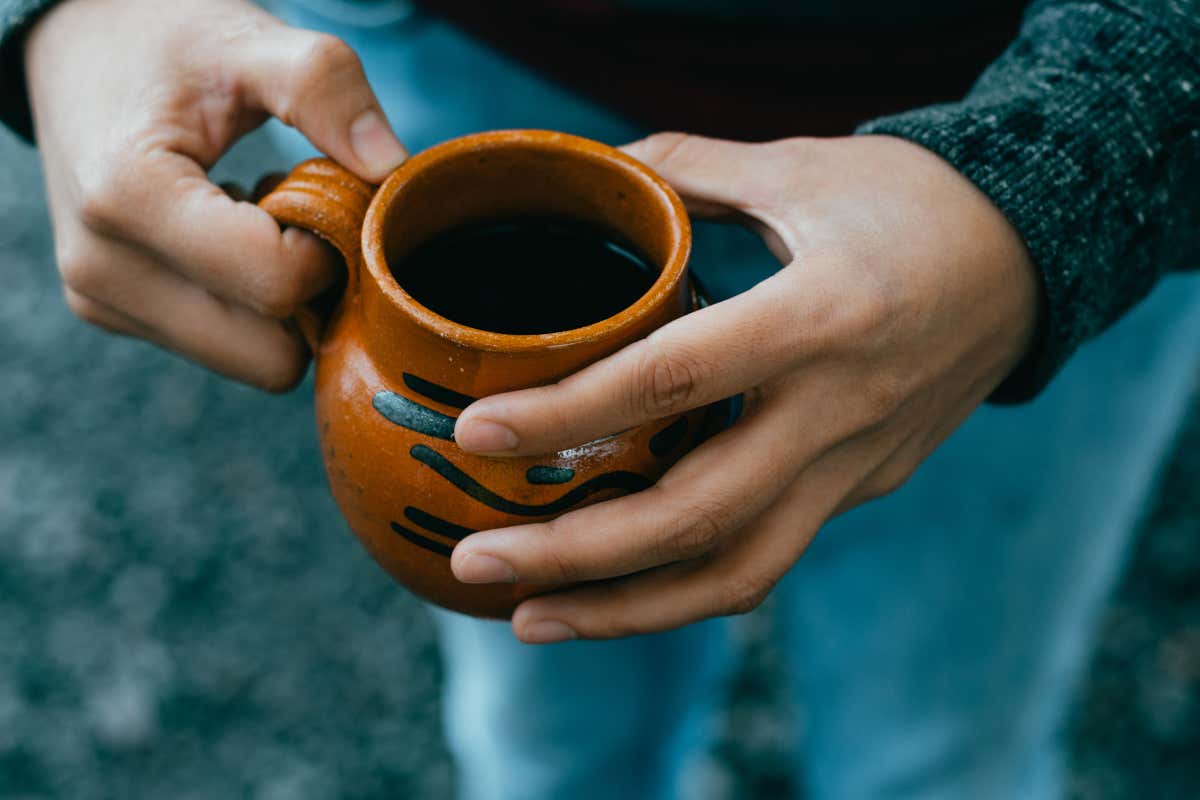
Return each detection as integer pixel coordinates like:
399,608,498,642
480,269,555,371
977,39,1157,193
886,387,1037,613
257,158,375,351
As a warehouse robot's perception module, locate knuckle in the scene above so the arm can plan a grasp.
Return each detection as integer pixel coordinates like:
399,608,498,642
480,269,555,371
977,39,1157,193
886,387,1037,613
77,160,135,235
537,520,584,583
722,573,775,617
818,269,899,351
62,289,108,328
632,342,710,419
244,271,308,319
276,35,362,126
546,551,583,584
284,34,360,117
256,365,308,394
868,462,914,501
56,242,106,296
253,350,310,394
637,132,707,172
658,496,729,560
859,370,906,426
860,291,901,344
77,189,121,233
306,33,360,74
641,131,689,158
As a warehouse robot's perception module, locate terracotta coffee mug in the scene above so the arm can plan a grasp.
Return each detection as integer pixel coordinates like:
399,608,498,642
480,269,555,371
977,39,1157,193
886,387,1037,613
259,130,709,618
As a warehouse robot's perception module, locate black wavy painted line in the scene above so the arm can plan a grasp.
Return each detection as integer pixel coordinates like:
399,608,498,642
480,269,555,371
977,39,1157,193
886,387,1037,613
649,416,689,458
526,465,575,485
410,444,652,516
403,373,477,410
390,521,453,557
373,391,455,440
404,506,475,541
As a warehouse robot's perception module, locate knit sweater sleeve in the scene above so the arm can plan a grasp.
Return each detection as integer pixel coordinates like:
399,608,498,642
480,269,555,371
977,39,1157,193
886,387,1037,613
858,0,1200,402
0,0,57,141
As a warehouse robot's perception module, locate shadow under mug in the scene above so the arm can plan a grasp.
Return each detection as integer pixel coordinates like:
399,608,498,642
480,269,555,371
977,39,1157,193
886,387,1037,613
258,129,709,618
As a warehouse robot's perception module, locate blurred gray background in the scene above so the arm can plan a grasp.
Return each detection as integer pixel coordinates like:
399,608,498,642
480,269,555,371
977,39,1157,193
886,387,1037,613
0,124,1197,799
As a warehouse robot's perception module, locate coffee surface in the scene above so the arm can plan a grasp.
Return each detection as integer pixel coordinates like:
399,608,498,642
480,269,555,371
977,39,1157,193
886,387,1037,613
392,218,657,335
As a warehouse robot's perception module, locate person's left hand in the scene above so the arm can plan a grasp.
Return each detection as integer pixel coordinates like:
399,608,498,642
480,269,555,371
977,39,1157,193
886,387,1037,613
448,133,1040,643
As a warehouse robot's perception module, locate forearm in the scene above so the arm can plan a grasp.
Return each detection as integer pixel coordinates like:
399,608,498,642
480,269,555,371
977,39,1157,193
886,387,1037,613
859,0,1200,401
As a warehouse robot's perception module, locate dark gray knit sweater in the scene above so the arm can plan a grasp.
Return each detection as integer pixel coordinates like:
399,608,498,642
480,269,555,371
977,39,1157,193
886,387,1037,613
2,0,1197,401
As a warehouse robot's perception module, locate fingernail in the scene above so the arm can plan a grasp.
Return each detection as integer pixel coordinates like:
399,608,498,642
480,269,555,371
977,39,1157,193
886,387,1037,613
455,419,519,453
349,109,406,177
455,553,516,584
522,620,577,644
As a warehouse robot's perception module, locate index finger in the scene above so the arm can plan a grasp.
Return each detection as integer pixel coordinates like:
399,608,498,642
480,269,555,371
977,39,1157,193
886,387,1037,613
80,151,340,318
453,269,809,456
451,388,802,586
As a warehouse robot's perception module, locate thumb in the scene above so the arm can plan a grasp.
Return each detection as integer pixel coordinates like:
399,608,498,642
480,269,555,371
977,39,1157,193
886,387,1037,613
620,132,769,217
623,132,794,264
238,27,407,182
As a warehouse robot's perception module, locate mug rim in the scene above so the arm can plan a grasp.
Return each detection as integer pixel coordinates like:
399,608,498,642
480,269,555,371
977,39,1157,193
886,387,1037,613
360,129,692,354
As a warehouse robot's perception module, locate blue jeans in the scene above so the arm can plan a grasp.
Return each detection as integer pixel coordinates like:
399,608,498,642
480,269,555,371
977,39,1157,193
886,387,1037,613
266,5,1200,797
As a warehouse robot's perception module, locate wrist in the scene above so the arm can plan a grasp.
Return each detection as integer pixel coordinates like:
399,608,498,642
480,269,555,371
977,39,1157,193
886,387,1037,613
854,134,1042,387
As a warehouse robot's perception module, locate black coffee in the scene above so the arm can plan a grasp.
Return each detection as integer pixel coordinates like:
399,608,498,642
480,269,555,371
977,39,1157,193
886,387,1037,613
393,218,658,335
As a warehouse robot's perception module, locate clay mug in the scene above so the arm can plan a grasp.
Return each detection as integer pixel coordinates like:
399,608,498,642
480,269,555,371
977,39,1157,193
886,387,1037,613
258,129,709,619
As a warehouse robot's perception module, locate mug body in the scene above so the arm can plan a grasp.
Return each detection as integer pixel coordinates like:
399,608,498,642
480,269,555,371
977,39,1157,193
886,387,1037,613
279,131,701,618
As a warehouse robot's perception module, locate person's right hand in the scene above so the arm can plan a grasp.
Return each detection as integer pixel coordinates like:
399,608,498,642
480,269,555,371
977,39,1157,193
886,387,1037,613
25,0,407,390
